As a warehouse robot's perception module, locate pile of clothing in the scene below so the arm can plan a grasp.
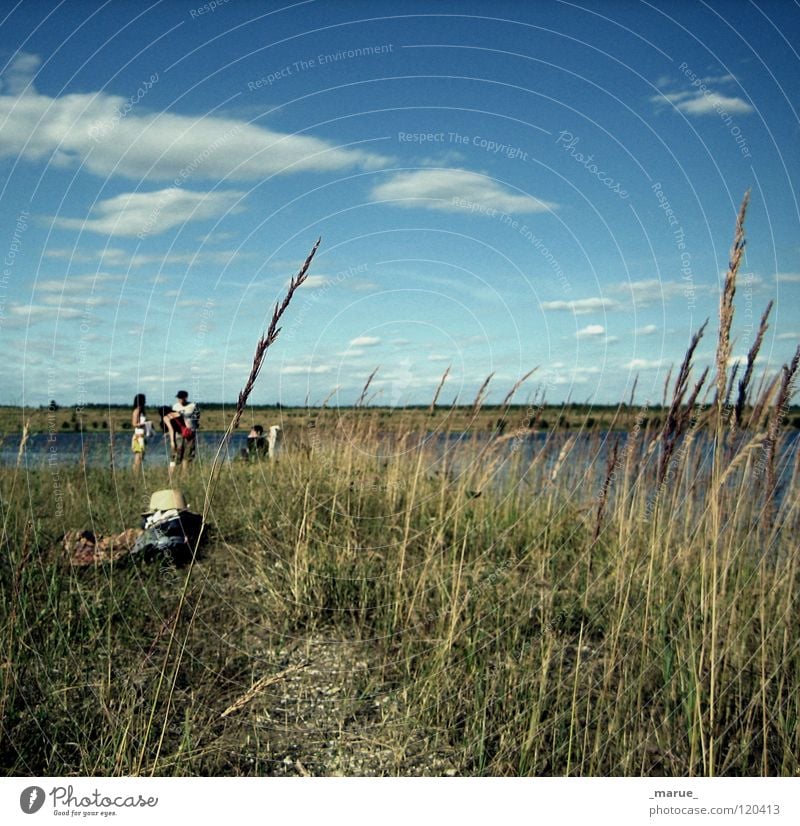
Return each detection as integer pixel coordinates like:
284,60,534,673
63,489,204,567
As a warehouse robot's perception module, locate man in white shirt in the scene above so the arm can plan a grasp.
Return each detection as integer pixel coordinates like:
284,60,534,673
172,390,200,464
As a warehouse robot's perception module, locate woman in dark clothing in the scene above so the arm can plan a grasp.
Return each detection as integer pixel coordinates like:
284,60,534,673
131,393,150,471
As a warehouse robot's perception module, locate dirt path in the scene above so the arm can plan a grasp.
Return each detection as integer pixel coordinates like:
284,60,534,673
227,634,456,776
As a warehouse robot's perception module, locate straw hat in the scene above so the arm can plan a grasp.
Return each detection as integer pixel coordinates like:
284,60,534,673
144,489,188,514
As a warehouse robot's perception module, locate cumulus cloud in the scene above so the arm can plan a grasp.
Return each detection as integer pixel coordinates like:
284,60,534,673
610,279,697,306
370,168,556,214
44,246,246,268
350,335,381,346
540,364,601,385
0,52,41,95
636,324,658,336
281,364,332,375
8,303,83,321
576,324,605,339
0,67,387,182
52,188,246,237
625,358,667,370
40,293,111,308
727,354,762,368
651,90,753,116
775,273,800,283
296,275,332,289
541,297,619,314
35,273,121,292
700,73,736,85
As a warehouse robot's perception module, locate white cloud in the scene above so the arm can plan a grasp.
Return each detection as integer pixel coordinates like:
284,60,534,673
0,52,40,95
611,279,691,305
427,354,450,361
652,90,753,116
625,358,667,370
679,92,752,115
53,188,246,237
775,273,800,283
701,73,736,84
0,74,388,181
298,275,332,289
40,293,111,308
576,324,605,339
541,297,619,314
35,273,121,292
44,246,128,264
281,364,332,375
43,246,245,267
727,354,760,368
777,332,798,340
9,303,83,320
350,335,380,347
636,324,658,336
540,365,601,385
370,168,556,214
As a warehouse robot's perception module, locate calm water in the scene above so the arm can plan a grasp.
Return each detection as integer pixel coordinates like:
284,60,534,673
2,428,797,503
1,430,253,469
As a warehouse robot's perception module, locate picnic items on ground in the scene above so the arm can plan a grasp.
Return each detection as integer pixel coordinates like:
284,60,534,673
131,489,204,565
63,489,204,567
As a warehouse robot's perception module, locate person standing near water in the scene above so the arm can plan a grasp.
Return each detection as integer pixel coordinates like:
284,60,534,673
172,390,200,465
158,405,191,474
131,393,152,472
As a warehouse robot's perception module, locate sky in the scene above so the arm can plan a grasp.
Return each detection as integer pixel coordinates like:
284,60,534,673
0,0,798,409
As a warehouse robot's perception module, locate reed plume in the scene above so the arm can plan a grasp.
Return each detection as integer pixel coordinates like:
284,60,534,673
428,365,451,414
715,191,749,415
471,372,494,415
592,436,619,544
735,300,773,427
146,239,321,772
356,367,380,408
500,367,538,411
658,321,707,483
201,238,321,517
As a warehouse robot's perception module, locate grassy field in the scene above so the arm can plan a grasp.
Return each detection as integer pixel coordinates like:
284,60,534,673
2,400,798,441
0,400,714,436
1,404,798,776
2,201,799,777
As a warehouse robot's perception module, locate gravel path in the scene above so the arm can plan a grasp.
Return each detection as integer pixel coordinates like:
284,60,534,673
228,634,457,777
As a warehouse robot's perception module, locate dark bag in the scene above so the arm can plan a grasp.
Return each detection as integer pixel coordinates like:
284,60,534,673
131,511,203,566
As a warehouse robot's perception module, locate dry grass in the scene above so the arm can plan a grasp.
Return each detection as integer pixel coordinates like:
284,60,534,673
1,199,799,777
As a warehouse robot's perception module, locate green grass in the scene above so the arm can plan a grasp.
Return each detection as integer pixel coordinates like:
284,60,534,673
1,415,798,776
8,401,795,437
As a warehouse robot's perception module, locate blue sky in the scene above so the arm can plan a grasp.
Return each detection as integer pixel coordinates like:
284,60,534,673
0,0,798,409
